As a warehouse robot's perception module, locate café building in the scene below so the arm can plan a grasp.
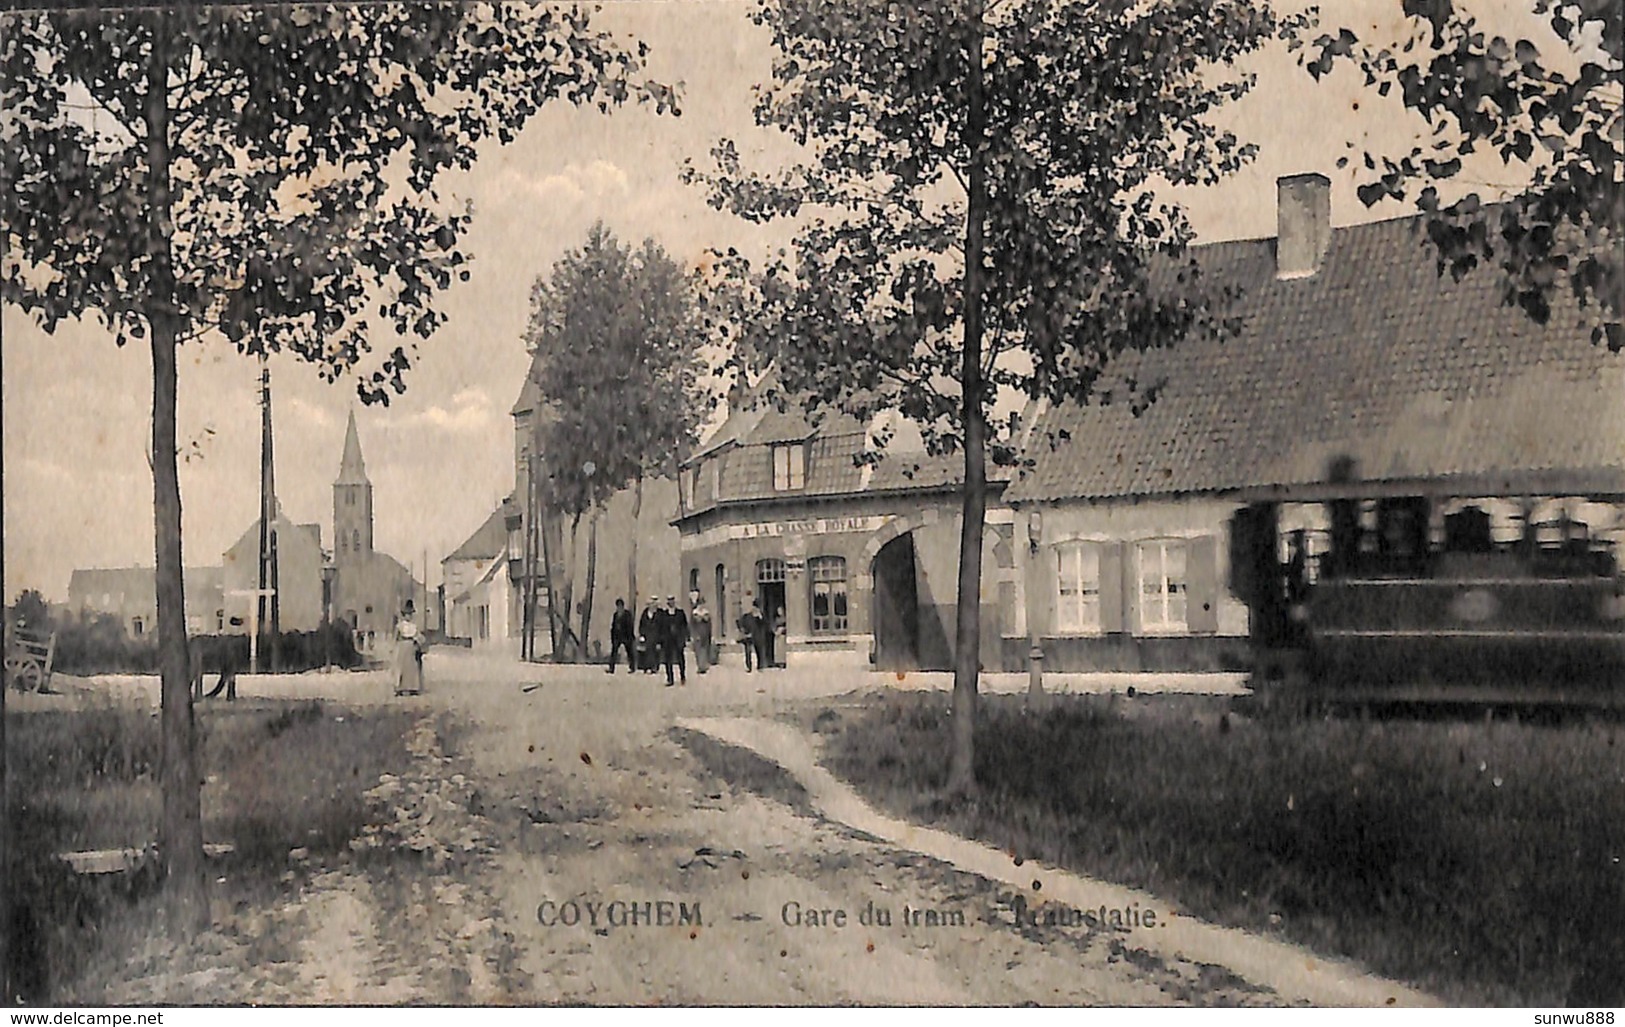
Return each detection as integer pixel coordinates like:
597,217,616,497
673,401,1020,671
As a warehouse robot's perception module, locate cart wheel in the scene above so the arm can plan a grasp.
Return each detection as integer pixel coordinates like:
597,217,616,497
13,659,43,693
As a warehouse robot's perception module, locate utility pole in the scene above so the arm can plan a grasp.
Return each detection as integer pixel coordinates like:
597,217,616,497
522,454,536,660
256,356,273,674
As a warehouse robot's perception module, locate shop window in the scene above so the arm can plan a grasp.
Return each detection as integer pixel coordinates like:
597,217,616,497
1054,541,1102,633
772,443,806,490
1137,539,1188,632
809,556,848,634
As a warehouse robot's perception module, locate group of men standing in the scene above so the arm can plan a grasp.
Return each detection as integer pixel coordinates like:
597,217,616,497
607,590,785,682
735,593,785,672
608,594,700,687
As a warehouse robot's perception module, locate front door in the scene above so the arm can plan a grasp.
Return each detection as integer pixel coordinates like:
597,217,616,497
871,533,920,670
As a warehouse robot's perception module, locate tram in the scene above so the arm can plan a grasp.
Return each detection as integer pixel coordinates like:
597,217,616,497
1232,479,1625,706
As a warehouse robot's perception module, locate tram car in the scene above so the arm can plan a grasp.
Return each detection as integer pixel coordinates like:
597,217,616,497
1232,488,1625,706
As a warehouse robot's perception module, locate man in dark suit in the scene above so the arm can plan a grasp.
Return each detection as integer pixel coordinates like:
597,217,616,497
737,594,763,673
662,595,689,687
607,598,636,673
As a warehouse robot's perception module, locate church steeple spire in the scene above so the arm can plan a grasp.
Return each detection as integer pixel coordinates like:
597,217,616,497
333,410,373,564
336,409,369,486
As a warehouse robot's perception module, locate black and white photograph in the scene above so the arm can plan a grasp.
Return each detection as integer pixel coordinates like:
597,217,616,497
2,0,1621,1010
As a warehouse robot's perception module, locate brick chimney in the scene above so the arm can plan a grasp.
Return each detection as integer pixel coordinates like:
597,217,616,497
1276,173,1332,280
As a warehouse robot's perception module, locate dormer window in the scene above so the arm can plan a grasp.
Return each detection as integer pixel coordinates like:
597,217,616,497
772,443,806,491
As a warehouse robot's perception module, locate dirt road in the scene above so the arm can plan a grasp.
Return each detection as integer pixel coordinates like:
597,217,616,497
443,654,1287,1005
84,651,1378,1005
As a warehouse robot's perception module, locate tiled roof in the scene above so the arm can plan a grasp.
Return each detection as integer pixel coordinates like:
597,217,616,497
445,502,513,562
681,394,1011,519
1006,213,1625,504
67,567,223,603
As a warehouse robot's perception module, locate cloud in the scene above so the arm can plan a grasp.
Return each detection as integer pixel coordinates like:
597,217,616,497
407,386,496,434
498,160,631,210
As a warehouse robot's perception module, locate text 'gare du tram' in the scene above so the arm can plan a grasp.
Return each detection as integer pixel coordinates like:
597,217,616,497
672,176,1624,702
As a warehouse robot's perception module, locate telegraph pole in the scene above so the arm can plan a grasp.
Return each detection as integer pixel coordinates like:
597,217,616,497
256,355,279,673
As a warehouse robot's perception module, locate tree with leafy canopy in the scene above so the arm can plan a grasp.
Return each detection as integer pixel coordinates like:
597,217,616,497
687,0,1304,794
1,4,674,937
523,222,708,655
10,590,52,634
1300,0,1621,349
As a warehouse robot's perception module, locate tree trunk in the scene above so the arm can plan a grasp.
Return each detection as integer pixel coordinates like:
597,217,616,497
947,6,990,798
580,502,600,653
536,468,559,660
146,12,210,937
627,471,644,609
2,604,8,1001
558,510,582,658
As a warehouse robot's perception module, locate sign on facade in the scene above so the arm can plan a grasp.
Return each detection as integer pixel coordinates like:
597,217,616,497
691,515,893,550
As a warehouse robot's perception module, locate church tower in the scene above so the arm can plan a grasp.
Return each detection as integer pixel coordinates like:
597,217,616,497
333,410,373,565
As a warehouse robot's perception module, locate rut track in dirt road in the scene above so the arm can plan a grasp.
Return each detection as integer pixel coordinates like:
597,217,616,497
439,657,1308,1005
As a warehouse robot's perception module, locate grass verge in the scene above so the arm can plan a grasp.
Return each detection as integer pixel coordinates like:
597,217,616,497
671,726,816,817
5,700,419,1002
805,692,1624,1007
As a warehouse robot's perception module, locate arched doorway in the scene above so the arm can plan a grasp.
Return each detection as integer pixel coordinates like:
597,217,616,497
872,533,921,670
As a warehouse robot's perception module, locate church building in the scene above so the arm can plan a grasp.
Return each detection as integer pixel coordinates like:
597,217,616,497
331,410,420,655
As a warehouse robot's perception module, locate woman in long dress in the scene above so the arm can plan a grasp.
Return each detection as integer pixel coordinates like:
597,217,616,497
393,600,425,696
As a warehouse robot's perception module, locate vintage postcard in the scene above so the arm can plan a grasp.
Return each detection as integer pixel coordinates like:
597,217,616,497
2,0,1621,1012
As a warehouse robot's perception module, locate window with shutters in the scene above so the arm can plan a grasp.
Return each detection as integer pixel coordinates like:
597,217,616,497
772,443,806,490
1137,539,1189,632
808,556,848,634
1054,541,1102,633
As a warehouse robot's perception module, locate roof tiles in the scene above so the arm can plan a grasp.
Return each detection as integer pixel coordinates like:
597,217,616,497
1006,214,1625,504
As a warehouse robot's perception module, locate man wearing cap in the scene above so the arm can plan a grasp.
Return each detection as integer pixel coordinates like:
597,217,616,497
662,595,689,686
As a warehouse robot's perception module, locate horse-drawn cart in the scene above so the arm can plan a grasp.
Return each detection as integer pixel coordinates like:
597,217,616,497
5,621,57,693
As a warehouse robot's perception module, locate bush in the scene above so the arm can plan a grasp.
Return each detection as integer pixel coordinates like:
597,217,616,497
50,613,362,675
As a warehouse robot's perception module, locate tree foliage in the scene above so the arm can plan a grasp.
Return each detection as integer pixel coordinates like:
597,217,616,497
687,0,1301,790
1,3,670,935
9,590,51,632
690,0,1299,458
3,5,678,397
522,222,708,652
1300,0,1622,349
523,222,708,517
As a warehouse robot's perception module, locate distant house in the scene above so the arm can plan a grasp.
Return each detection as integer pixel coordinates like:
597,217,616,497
220,509,325,633
495,351,682,659
442,499,516,648
1006,174,1625,673
67,566,223,638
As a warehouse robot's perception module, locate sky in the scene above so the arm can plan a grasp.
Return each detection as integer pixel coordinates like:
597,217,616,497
2,0,1552,601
